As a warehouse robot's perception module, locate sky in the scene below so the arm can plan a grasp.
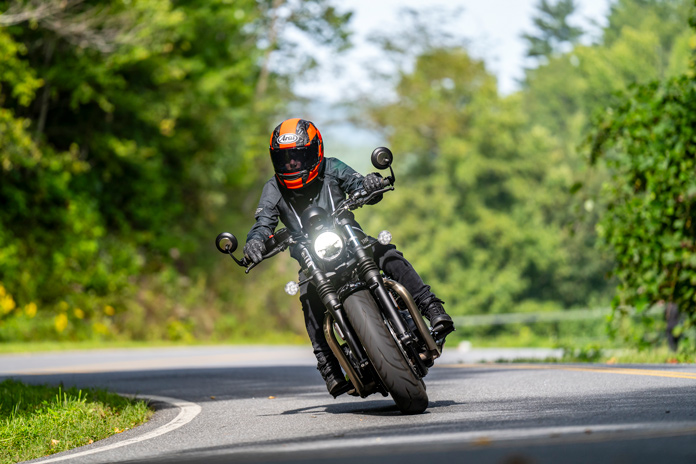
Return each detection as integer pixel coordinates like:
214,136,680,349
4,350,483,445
294,0,611,102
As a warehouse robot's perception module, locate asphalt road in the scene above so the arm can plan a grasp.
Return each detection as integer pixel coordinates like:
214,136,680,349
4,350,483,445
2,345,696,464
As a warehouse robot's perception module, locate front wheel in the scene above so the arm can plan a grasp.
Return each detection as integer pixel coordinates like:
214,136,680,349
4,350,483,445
343,290,428,414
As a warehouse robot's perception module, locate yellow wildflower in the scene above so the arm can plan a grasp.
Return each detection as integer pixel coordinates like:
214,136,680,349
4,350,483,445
1,294,16,314
55,313,68,333
104,305,115,316
74,308,85,319
25,302,37,318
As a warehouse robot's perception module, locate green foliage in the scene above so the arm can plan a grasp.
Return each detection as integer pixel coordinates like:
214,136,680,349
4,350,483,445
362,0,694,334
363,47,594,315
560,342,604,362
2,0,694,351
518,0,695,351
523,0,694,142
451,318,610,349
0,0,350,342
0,379,151,463
589,75,696,349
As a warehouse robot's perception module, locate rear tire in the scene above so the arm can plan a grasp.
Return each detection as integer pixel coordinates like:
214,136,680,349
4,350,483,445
343,290,428,414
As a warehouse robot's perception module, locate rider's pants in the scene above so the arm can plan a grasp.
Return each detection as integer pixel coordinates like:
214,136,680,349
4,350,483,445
299,243,437,363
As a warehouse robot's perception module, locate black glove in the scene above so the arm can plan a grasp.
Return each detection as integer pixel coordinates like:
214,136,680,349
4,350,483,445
243,239,265,264
363,173,384,194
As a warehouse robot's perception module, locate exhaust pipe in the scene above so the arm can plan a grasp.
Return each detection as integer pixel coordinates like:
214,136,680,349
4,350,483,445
384,279,440,364
323,314,368,397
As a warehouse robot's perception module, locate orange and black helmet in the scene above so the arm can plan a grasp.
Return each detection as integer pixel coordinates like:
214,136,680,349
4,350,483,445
269,118,324,190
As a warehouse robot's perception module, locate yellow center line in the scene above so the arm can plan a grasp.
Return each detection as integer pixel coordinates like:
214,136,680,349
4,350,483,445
438,363,696,380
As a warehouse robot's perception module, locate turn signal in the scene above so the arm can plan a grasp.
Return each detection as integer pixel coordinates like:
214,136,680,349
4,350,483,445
378,230,392,245
284,281,300,296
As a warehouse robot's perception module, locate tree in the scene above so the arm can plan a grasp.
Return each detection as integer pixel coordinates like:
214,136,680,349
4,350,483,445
523,0,693,142
362,47,589,317
587,2,696,352
522,0,583,62
589,77,696,351
517,0,694,323
0,0,352,341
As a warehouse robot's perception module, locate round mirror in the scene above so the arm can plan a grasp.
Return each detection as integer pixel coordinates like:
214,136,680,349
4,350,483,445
216,232,238,254
371,147,393,170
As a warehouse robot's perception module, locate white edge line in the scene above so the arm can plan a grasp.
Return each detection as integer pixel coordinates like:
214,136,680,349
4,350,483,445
34,394,202,463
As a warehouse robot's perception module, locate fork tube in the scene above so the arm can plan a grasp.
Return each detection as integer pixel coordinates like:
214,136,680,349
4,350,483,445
342,225,411,341
299,245,369,368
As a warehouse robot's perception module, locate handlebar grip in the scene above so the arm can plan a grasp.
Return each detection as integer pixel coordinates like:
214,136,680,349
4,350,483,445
243,246,284,273
381,177,392,188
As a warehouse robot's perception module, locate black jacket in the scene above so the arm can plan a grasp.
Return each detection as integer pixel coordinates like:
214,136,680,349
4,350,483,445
246,158,368,256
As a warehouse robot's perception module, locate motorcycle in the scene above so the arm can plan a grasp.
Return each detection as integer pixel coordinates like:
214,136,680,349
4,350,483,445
215,147,448,414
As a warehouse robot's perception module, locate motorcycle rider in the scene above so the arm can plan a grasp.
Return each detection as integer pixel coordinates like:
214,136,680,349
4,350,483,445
244,118,454,397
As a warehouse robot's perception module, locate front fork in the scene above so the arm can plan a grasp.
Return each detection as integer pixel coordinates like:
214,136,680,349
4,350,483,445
340,223,433,378
341,224,412,342
299,244,370,372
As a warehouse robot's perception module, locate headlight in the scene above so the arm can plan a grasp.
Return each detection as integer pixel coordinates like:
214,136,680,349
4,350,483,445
313,231,344,261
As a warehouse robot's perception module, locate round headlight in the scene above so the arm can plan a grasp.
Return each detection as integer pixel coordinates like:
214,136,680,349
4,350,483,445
313,231,344,261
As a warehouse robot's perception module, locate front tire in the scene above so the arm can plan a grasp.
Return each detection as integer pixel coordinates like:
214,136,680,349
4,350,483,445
343,290,428,414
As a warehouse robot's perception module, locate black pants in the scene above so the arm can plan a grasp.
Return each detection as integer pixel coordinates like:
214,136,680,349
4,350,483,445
299,243,436,361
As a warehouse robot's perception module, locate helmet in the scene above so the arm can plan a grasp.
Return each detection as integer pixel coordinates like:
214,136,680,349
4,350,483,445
269,118,324,190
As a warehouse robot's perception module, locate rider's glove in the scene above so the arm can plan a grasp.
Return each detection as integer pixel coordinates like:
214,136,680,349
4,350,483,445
243,239,265,264
363,173,384,194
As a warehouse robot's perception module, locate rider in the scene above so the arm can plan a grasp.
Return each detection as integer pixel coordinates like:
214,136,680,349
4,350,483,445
244,118,454,397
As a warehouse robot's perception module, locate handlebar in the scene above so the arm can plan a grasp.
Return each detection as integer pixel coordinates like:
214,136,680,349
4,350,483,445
242,244,287,273
222,172,395,274
337,177,394,214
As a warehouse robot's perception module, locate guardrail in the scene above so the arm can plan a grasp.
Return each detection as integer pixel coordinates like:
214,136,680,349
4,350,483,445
451,308,611,327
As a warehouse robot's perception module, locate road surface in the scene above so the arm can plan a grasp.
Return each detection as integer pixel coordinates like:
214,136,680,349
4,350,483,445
1,345,695,464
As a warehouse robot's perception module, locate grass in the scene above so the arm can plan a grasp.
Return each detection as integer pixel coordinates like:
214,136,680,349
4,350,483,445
0,379,153,464
0,334,309,354
593,347,696,364
2,321,694,364
448,322,696,364
449,330,612,350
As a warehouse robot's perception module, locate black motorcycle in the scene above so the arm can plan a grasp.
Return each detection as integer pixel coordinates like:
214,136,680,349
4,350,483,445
215,148,448,414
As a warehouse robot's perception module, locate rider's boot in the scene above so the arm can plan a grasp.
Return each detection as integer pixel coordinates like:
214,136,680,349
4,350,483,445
419,297,455,338
316,353,352,398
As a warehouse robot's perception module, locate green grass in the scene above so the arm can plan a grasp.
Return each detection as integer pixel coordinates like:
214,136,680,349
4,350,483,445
3,324,694,365
593,347,696,364
447,321,696,364
0,335,309,354
0,379,153,464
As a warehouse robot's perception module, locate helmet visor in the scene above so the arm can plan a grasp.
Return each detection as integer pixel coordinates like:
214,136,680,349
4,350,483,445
270,145,319,175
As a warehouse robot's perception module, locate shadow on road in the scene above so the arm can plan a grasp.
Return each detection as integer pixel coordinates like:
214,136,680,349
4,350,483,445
271,399,462,417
